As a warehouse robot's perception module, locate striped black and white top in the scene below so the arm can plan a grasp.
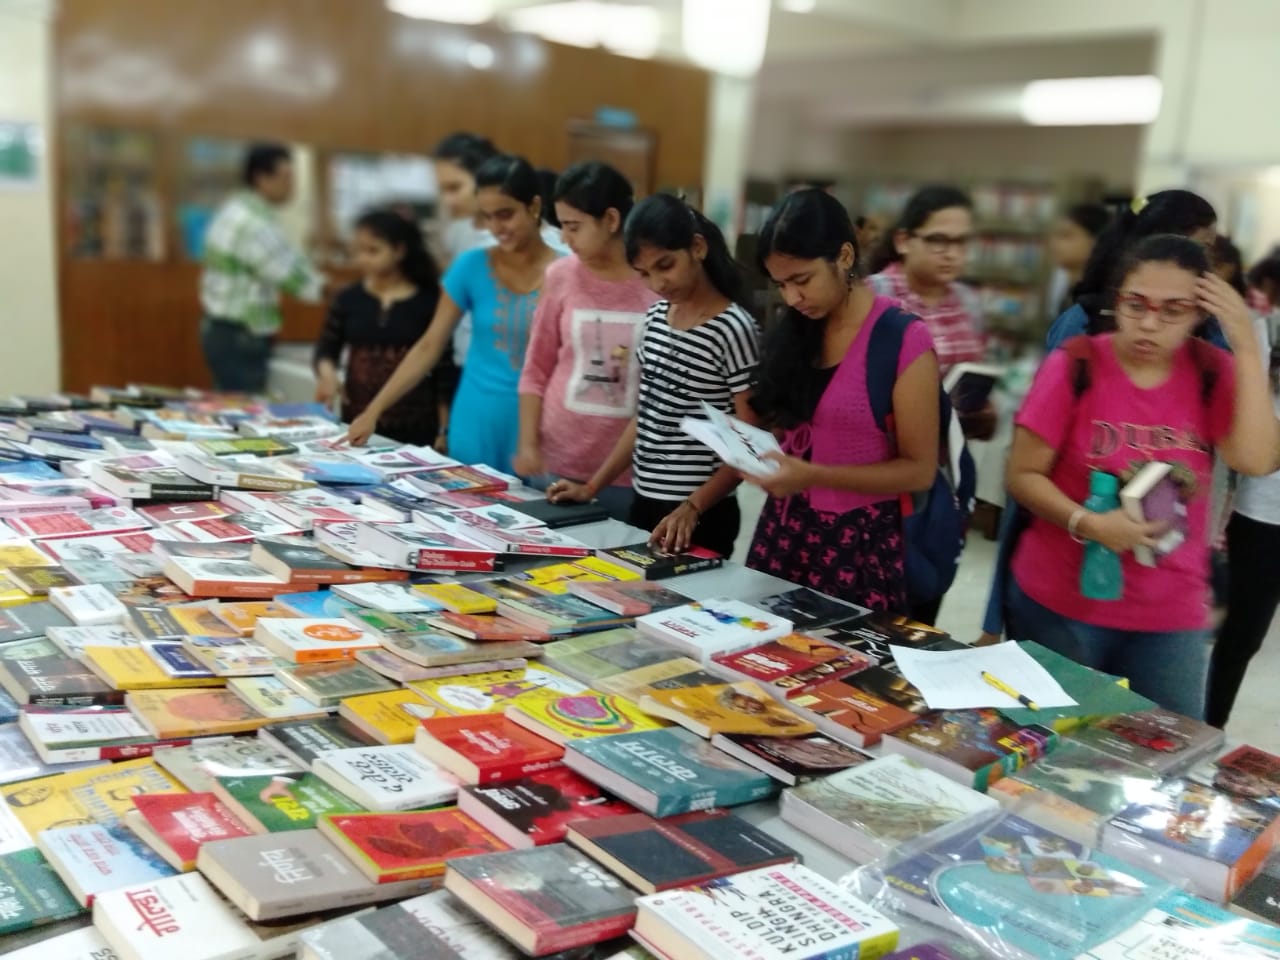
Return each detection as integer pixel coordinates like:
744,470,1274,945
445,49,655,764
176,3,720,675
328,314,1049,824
633,300,761,501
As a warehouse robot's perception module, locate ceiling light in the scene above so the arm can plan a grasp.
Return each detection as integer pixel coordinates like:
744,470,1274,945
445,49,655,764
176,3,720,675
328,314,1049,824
385,0,494,25
1021,75,1162,126
466,42,496,69
778,0,815,11
683,0,771,76
505,2,660,60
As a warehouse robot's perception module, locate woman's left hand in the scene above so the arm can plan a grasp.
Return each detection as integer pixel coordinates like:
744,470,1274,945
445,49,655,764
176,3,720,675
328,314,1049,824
650,502,700,553
1197,273,1255,352
744,453,815,498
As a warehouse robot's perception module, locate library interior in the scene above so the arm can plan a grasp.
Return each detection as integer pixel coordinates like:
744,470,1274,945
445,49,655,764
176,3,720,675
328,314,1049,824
3,1,1280,957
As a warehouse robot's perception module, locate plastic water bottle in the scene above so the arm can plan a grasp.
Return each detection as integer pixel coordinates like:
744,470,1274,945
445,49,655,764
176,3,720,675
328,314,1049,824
1081,470,1123,601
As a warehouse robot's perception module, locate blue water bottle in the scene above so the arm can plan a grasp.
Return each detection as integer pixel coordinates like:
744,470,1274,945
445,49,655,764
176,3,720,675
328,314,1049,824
1080,470,1123,601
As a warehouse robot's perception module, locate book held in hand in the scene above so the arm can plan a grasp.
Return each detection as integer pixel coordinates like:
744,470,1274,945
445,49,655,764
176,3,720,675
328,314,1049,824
1120,460,1188,567
942,361,1005,414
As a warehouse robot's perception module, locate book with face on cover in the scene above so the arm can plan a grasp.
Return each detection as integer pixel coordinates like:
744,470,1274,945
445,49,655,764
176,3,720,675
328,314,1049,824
338,688,436,745
318,808,508,883
634,863,899,960
414,714,564,785
2,757,184,836
36,821,177,906
312,744,460,812
196,829,438,920
125,688,274,740
127,791,254,871
457,766,636,850
152,736,302,792
636,598,793,663
443,844,637,956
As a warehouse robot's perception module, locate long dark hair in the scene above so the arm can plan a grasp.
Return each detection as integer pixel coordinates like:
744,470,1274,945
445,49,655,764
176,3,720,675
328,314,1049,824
354,208,439,290
623,194,745,304
866,185,972,275
474,154,548,212
748,188,859,429
1098,233,1211,337
1076,190,1216,332
431,132,497,173
555,162,636,223
1065,202,1111,238
1211,234,1246,296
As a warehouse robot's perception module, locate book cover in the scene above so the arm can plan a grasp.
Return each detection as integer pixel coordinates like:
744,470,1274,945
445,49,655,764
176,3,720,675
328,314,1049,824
0,537,57,568
163,516,260,544
251,539,404,586
431,611,550,643
332,580,439,612
567,809,799,893
1207,744,1280,810
258,716,372,770
1012,739,1159,820
211,599,288,636
3,926,118,959
634,863,898,960
375,628,539,669
273,660,396,707
7,507,149,541
254,617,379,663
506,692,666,744
0,653,121,707
712,632,875,689
412,582,497,615
888,709,1058,790
213,772,361,833
225,677,330,722
161,554,298,600
130,791,253,870
6,565,75,595
337,689,437,744
1083,888,1280,960
496,593,627,634
0,601,75,643
84,645,221,691
355,524,499,573
564,727,778,817
405,464,512,495
542,629,681,688
410,663,587,716
416,714,564,785
37,821,176,905
754,586,872,630
565,580,688,617
443,844,636,955
0,846,82,936
458,766,635,849
194,436,297,458
636,598,792,661
125,688,273,740
641,679,817,739
180,636,277,677
2,757,183,836
597,542,723,580
598,657,724,704
319,808,507,882
1072,709,1225,773
145,642,216,680
787,673,919,748
808,616,952,665
312,744,460,811
711,731,870,786
150,736,301,792
1232,863,1280,926
18,704,164,762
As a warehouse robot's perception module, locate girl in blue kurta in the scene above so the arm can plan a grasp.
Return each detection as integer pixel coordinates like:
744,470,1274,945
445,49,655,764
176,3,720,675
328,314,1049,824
344,154,559,473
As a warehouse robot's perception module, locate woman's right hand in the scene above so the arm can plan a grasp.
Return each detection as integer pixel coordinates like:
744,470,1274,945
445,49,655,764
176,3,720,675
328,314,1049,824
344,408,380,447
512,445,545,479
1081,509,1167,554
315,369,341,406
547,479,594,504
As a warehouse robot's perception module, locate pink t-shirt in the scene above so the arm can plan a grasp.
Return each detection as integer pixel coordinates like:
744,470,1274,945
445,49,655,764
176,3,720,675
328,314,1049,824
783,296,935,514
517,256,658,485
1012,335,1236,631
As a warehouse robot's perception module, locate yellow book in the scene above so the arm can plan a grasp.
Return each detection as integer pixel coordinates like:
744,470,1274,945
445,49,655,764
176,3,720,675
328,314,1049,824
409,663,589,716
168,605,240,638
82,645,224,691
124,688,273,740
0,571,38,608
640,679,817,739
571,556,640,582
520,562,612,595
211,600,289,636
0,539,55,568
412,583,496,615
2,757,185,835
338,688,436,744
596,656,708,702
505,691,667,745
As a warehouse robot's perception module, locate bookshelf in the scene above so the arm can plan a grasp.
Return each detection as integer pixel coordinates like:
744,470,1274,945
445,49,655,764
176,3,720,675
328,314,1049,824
62,125,165,262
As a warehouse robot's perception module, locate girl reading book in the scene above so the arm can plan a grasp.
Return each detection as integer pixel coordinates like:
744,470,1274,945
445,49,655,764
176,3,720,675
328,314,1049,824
744,188,940,612
548,195,759,558
344,155,560,472
514,163,657,519
1005,235,1280,719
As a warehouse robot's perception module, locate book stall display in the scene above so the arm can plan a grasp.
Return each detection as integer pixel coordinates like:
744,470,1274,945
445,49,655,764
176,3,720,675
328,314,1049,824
0,385,1277,960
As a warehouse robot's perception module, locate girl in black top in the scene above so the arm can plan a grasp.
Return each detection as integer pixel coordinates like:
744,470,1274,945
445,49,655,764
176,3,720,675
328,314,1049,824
313,209,455,446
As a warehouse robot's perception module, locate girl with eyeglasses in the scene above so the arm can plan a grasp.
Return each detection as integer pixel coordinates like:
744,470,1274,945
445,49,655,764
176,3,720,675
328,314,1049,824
1004,234,1280,719
549,194,760,558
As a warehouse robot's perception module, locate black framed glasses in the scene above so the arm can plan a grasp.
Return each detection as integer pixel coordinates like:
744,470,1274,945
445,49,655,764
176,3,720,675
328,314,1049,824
911,232,971,255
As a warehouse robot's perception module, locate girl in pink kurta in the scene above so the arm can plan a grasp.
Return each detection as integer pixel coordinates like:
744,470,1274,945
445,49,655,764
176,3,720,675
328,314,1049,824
515,163,657,520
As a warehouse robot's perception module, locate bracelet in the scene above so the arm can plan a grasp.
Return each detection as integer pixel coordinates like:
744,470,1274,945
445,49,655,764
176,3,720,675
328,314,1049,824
683,498,703,517
1067,507,1089,544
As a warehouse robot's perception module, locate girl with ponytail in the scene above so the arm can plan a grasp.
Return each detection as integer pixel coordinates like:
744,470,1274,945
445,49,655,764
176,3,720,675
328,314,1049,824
549,194,760,557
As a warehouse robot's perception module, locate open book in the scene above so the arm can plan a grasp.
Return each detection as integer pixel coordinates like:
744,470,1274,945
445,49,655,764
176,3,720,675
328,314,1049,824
680,401,781,476
942,362,1005,415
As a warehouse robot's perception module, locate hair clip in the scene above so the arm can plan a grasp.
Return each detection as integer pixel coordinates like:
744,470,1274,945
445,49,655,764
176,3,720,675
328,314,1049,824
1130,196,1149,216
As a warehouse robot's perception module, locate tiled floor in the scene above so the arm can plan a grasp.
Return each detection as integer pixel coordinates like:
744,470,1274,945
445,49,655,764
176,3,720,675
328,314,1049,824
732,485,1280,753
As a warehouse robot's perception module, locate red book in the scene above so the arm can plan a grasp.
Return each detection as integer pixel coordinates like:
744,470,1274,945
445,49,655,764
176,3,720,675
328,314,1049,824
8,507,150,540
457,766,636,849
414,713,564,785
711,633,876,697
437,612,551,643
788,674,918,748
318,808,509,883
129,791,253,871
137,501,230,525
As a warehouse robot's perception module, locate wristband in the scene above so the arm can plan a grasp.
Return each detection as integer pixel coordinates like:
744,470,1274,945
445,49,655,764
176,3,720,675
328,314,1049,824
683,497,703,516
1067,507,1089,544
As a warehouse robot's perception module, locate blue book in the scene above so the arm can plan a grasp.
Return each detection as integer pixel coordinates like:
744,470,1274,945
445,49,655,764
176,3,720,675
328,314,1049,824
284,459,381,486
0,689,19,724
274,589,358,619
268,402,338,421
870,812,1170,960
0,455,61,478
1080,889,1280,958
564,728,778,817
146,643,215,679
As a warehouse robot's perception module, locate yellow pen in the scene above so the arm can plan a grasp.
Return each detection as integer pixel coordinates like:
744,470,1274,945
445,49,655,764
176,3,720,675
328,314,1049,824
981,671,1039,710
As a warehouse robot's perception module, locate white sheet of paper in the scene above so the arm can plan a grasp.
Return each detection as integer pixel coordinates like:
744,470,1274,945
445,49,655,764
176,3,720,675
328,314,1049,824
889,642,1079,711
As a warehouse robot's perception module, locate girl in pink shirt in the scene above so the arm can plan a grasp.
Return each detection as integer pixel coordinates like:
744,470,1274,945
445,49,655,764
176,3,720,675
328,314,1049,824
1006,234,1280,720
515,163,657,520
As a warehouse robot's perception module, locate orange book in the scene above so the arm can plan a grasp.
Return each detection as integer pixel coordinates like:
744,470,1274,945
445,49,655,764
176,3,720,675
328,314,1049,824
640,680,816,739
319,808,508,883
125,688,272,739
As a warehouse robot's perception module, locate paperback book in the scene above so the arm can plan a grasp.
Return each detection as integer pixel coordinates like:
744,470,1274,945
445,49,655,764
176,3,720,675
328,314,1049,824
1072,708,1225,774
257,716,373,771
273,660,397,708
152,736,302,792
884,709,1058,791
457,766,636,850
37,821,176,906
710,731,870,786
225,676,331,722
595,542,723,580
505,691,667,745
318,807,508,883
636,598,793,662
639,678,818,739
337,688,437,744
415,713,564,785
253,617,380,663
212,772,362,833
127,791,254,870
311,744,460,811
710,632,877,698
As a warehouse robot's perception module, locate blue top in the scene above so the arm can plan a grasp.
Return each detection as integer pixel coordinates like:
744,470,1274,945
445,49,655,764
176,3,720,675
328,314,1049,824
442,247,560,473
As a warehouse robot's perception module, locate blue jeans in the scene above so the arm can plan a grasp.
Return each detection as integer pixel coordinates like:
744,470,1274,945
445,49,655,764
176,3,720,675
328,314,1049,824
201,318,271,393
1007,577,1212,721
525,473,634,523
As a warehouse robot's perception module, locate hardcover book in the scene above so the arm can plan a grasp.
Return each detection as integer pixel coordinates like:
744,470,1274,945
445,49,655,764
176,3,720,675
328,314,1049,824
318,807,507,883
212,772,362,833
415,713,564,785
566,808,799,894
457,766,636,850
564,727,779,817
311,744,460,811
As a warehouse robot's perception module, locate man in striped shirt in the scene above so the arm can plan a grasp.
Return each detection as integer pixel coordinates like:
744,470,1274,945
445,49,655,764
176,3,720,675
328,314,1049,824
199,143,327,393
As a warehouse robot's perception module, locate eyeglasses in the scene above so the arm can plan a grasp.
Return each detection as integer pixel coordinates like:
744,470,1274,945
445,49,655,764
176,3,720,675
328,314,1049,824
911,232,971,255
1111,292,1202,324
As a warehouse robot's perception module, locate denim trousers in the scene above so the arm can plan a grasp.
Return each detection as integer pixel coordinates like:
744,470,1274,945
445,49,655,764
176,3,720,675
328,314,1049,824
1006,577,1212,721
201,318,272,393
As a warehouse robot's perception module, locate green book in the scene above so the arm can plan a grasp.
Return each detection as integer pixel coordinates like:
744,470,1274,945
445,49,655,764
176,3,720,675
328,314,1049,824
0,847,82,935
999,641,1155,732
273,661,396,707
211,773,363,833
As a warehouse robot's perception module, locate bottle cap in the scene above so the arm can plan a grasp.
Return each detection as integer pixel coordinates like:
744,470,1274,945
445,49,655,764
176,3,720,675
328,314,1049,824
1090,471,1119,496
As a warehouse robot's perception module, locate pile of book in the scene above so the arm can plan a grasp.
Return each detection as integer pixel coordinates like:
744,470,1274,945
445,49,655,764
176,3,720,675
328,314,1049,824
0,385,1275,960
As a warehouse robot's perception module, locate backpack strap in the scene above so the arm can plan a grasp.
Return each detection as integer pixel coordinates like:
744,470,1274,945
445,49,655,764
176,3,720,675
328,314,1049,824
866,306,914,435
1187,337,1221,406
1062,335,1094,399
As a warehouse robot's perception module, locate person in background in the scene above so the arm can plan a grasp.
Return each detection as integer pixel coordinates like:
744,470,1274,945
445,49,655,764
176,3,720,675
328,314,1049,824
745,189,940,612
549,195,759,557
1047,203,1110,316
1005,235,1279,719
1210,234,1247,295
514,163,657,521
344,155,559,471
199,142,327,393
854,213,885,269
313,209,451,447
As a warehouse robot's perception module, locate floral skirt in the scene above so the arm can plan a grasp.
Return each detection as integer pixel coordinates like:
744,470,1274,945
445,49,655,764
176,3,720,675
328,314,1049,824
746,494,906,612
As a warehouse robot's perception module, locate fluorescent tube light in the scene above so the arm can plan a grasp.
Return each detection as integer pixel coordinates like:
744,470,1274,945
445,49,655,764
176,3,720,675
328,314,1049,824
1020,75,1162,126
505,2,660,60
684,0,771,76
385,0,495,25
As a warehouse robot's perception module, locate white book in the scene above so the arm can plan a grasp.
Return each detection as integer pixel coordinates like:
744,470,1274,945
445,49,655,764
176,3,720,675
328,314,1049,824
174,451,314,492
330,581,442,614
636,597,793,663
48,583,128,626
311,744,459,811
680,400,783,476
226,676,331,722
48,624,141,661
634,863,899,960
449,503,546,531
5,926,120,960
38,821,176,906
19,706,152,763
339,445,459,476
253,618,380,664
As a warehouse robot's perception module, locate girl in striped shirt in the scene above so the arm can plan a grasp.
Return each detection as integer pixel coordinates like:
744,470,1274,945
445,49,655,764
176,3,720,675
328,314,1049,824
548,195,760,558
